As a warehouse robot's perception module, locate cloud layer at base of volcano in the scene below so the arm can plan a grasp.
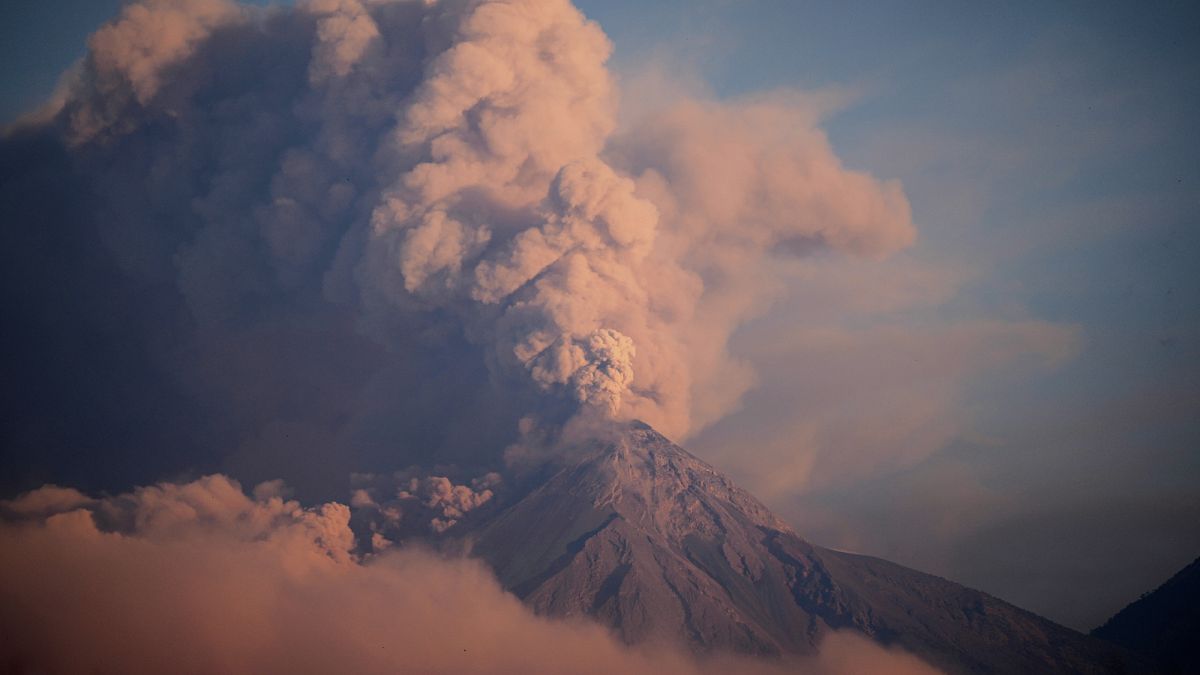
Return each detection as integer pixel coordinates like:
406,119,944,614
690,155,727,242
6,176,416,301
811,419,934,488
0,475,943,675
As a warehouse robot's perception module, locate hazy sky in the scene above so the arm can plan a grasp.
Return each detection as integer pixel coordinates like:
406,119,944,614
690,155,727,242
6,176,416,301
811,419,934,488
1,0,1197,633
580,0,1200,631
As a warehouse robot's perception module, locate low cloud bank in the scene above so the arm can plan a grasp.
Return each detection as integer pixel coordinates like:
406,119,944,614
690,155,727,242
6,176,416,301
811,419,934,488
0,476,941,675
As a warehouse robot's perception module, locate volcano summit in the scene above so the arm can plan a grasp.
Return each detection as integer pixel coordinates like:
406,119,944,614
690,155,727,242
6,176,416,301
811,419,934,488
468,422,1144,675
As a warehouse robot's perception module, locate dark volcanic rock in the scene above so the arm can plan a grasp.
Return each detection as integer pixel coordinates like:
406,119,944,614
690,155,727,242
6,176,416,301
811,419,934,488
472,422,1146,675
1092,556,1200,674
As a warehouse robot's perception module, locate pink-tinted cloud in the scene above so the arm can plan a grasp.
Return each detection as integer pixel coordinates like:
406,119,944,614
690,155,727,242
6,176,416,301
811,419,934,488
29,0,917,447
0,476,942,675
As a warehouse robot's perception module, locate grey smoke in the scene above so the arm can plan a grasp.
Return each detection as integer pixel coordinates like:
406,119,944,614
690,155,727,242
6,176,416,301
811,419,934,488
0,0,913,499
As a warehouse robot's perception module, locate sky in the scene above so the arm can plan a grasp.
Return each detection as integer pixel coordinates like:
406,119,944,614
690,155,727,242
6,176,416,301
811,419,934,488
581,0,1200,630
0,0,1197,639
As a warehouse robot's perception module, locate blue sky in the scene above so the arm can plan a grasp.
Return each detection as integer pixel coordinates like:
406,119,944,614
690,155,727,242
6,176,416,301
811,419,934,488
1,0,1197,630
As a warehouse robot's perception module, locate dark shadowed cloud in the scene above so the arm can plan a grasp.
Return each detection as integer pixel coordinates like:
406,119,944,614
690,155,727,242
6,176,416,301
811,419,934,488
0,0,913,504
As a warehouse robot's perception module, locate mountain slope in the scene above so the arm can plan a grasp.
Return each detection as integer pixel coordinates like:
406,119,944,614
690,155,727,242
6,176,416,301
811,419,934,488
1092,556,1199,673
471,422,1145,675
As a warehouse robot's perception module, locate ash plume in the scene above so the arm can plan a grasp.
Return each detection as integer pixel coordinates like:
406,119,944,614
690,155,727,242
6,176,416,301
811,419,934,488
1,0,913,496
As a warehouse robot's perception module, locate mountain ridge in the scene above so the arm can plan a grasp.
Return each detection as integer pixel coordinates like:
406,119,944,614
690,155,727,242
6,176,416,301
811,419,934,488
1092,556,1199,673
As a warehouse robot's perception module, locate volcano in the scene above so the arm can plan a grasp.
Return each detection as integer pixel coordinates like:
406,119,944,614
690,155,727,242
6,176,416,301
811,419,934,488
470,422,1145,674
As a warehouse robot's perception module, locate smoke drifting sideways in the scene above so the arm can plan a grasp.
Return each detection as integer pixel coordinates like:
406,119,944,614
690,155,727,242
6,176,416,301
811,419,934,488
350,468,502,541
0,0,914,499
0,475,944,675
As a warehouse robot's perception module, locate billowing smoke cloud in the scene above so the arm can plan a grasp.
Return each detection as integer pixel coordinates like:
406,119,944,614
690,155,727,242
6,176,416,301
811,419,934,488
350,469,502,539
0,0,913,496
0,476,943,675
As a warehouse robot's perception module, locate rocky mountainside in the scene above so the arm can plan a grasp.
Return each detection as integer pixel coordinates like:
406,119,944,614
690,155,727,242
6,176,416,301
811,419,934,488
470,422,1147,675
1092,556,1199,674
